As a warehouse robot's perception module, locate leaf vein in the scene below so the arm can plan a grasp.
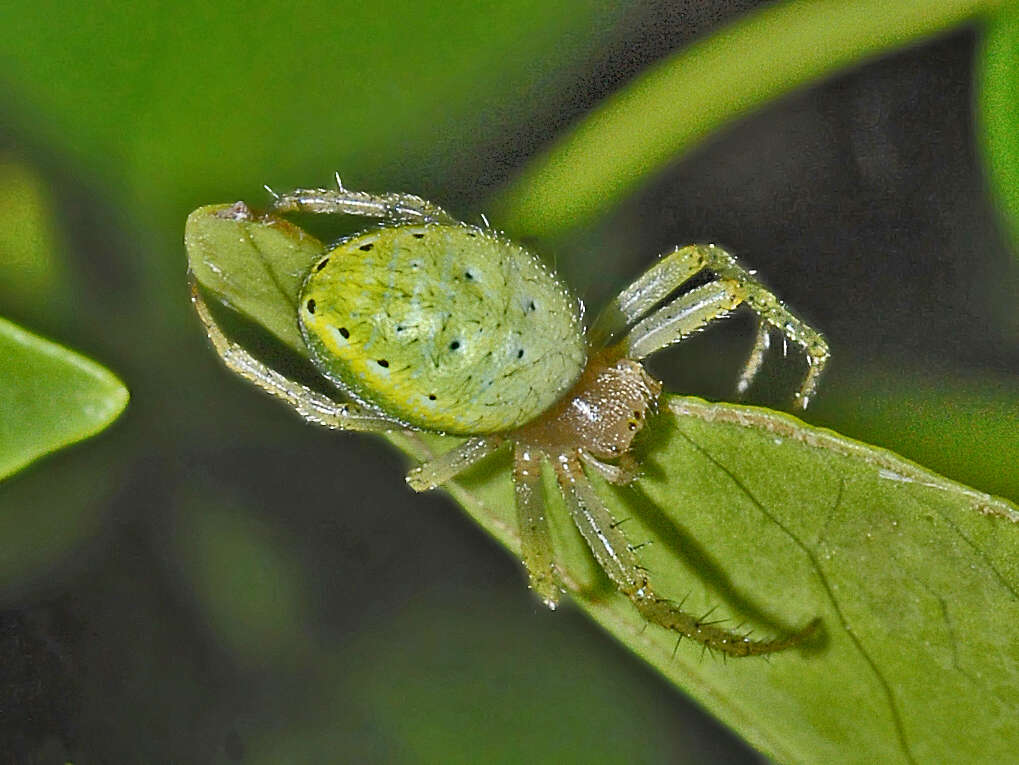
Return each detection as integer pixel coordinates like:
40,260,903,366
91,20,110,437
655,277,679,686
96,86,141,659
675,427,917,765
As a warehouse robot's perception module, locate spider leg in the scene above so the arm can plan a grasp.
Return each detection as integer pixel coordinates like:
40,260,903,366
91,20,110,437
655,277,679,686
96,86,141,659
512,445,561,608
405,436,503,492
605,244,829,408
590,243,715,343
269,186,458,225
553,454,818,657
621,280,743,361
734,320,773,399
190,272,401,432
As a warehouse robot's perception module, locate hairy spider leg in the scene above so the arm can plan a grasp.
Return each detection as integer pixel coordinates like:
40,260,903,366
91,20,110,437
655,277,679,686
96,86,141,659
592,244,829,408
553,453,819,657
622,280,743,361
513,445,561,608
190,272,401,432
270,186,458,225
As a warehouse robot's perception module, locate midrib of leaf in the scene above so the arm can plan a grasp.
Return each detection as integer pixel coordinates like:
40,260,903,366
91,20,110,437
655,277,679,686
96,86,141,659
675,424,913,763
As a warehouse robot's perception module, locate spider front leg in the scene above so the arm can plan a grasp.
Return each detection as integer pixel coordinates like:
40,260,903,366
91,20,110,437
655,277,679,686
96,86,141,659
593,244,829,408
554,454,819,657
190,273,401,433
269,183,458,225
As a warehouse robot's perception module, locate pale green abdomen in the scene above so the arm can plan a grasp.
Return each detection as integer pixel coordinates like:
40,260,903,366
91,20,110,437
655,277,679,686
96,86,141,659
299,224,586,434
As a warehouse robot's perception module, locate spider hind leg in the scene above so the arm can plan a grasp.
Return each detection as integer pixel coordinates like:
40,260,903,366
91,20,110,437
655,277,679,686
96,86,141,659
554,453,817,657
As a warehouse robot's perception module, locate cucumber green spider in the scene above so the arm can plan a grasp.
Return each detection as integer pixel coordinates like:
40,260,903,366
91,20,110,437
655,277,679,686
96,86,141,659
188,183,829,657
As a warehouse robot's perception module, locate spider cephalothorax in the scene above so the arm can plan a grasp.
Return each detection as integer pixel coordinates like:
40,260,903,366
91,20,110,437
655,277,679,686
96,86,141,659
188,182,829,657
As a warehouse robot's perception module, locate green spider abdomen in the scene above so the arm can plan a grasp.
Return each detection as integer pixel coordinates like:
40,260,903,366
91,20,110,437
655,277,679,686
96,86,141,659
299,223,586,434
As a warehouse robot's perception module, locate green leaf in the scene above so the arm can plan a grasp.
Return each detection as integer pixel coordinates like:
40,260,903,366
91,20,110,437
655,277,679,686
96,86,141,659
977,1,1019,252
814,368,1019,504
185,203,325,352
0,317,128,480
398,399,1019,763
189,204,1019,763
493,0,997,238
345,599,688,764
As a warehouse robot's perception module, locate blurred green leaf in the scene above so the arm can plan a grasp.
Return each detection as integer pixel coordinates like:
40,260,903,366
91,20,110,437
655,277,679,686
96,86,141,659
494,0,996,238
0,158,67,316
0,316,128,481
978,1,1019,252
0,437,126,597
343,596,699,765
170,484,314,669
189,203,1019,763
2,0,622,214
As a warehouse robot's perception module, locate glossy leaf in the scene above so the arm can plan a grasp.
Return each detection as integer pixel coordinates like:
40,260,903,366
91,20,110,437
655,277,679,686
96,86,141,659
0,317,128,481
188,204,1019,763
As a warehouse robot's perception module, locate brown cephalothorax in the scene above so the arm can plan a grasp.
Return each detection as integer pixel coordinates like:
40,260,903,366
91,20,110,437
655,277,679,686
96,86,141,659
514,350,662,462
189,183,829,657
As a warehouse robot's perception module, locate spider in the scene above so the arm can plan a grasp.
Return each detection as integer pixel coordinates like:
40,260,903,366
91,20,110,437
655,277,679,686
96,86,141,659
188,183,829,657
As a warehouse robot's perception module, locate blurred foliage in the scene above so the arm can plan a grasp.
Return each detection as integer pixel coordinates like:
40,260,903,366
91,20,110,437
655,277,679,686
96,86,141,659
978,1,1019,252
1,0,1018,762
814,368,1019,502
493,0,996,238
0,160,127,588
1,0,622,220
0,157,68,315
170,484,314,671
243,593,703,764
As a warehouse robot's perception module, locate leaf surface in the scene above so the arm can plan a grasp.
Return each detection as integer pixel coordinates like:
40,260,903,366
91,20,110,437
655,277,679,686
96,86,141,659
0,317,128,481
